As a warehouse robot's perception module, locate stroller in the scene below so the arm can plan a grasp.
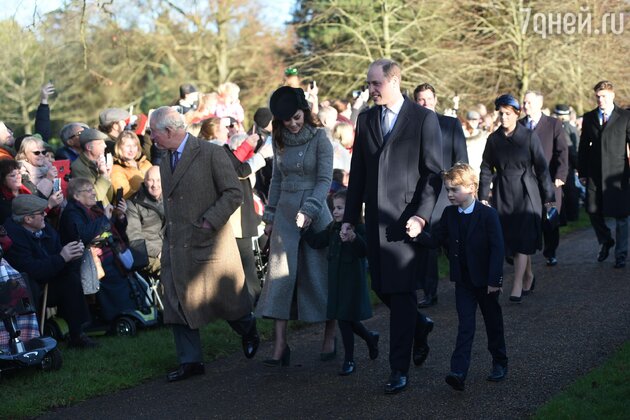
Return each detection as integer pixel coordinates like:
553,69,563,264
0,268,62,379
44,238,160,339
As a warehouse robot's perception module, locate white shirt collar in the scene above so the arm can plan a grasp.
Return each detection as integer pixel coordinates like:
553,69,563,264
458,200,475,214
384,96,405,116
599,106,614,117
528,113,542,126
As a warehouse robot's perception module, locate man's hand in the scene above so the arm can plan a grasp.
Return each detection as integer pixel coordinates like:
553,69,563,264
554,179,565,188
40,82,55,105
488,286,501,294
405,215,426,238
60,241,84,262
96,155,109,176
116,198,127,214
295,212,312,229
579,177,586,186
340,222,354,242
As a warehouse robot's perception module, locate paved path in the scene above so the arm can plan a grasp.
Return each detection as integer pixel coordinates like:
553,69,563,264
39,227,630,419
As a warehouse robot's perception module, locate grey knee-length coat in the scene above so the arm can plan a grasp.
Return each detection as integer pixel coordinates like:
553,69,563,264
256,125,333,322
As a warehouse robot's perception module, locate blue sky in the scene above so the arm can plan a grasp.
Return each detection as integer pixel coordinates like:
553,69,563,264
0,0,296,28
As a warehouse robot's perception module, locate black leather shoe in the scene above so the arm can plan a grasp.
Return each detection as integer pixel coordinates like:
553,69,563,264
339,360,356,376
413,318,434,366
487,363,508,382
242,329,260,359
509,295,522,303
367,331,379,360
546,257,558,266
320,337,337,361
167,362,205,382
614,256,626,268
384,370,408,394
68,334,100,349
418,294,438,308
445,372,465,391
597,240,615,262
263,345,291,367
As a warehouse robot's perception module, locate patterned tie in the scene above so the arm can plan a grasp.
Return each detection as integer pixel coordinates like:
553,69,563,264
170,151,179,172
381,107,390,137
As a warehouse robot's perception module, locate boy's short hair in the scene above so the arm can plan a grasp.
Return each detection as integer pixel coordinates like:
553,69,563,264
443,162,479,194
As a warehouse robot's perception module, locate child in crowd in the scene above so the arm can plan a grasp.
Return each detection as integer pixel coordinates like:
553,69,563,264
303,189,379,376
418,162,507,391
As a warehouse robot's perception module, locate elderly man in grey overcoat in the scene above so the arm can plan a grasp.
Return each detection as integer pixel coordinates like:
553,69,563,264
150,106,259,382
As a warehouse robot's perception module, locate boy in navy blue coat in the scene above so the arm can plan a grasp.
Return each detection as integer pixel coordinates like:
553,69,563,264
419,162,508,391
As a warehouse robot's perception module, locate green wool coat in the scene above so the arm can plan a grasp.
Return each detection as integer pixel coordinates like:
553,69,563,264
303,222,372,321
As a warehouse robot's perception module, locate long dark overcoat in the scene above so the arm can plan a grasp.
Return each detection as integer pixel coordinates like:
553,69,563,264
479,124,555,256
519,114,569,210
303,222,372,321
344,98,442,294
577,105,630,218
159,135,251,329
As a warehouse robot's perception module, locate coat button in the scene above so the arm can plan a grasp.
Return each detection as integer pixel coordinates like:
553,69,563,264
454,253,458,257
183,244,188,248
299,151,303,156
297,163,301,168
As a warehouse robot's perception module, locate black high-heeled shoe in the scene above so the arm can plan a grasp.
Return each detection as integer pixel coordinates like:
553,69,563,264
320,337,337,361
367,331,379,360
522,276,536,296
263,345,291,367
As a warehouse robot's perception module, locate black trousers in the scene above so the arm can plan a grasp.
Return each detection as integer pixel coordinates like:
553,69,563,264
450,282,507,377
542,223,560,258
375,290,430,374
422,248,439,298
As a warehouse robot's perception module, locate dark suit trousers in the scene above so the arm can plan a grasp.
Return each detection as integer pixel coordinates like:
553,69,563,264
451,282,507,376
173,312,255,364
542,223,560,258
422,248,439,298
588,213,629,258
375,290,431,374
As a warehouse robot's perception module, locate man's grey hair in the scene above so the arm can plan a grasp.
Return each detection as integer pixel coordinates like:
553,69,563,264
59,122,89,145
12,213,26,224
151,106,186,131
524,90,544,100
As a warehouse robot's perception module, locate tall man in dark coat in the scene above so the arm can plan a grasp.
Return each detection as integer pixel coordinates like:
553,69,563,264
149,106,259,382
342,59,442,394
414,83,468,307
578,80,630,268
521,91,569,266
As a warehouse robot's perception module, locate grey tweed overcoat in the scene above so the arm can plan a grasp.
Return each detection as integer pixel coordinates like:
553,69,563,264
256,125,333,322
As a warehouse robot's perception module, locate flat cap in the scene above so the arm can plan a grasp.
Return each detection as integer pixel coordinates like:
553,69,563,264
79,128,108,148
99,108,128,126
12,194,48,217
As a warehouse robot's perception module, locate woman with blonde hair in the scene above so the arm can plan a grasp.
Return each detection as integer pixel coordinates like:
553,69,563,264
110,130,152,199
16,136,59,199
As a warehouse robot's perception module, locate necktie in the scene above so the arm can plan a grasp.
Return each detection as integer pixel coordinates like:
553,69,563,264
602,112,608,126
170,151,179,172
381,107,390,137
529,119,535,130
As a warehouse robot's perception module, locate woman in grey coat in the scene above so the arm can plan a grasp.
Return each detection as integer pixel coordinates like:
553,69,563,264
256,86,335,366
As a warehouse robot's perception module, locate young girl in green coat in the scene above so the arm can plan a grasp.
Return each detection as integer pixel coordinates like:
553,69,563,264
303,189,379,376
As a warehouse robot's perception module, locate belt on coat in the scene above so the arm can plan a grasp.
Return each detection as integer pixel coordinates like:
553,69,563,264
280,180,316,192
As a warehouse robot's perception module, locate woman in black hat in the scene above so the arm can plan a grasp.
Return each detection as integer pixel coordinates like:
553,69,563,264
479,94,555,303
256,86,335,366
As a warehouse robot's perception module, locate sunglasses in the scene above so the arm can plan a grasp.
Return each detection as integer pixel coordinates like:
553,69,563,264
30,150,47,155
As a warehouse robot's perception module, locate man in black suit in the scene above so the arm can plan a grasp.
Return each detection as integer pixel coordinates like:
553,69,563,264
414,83,468,307
342,59,442,394
578,80,630,268
520,91,569,266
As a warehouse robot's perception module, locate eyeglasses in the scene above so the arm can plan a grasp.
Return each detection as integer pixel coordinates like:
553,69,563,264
77,189,95,194
30,150,47,156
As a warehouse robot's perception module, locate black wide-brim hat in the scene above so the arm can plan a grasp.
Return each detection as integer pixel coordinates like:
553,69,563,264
270,86,310,120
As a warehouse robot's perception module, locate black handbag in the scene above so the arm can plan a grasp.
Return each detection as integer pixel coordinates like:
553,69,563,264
128,239,150,271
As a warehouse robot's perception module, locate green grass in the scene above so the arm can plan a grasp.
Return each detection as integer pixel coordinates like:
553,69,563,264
0,320,273,418
534,341,630,419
